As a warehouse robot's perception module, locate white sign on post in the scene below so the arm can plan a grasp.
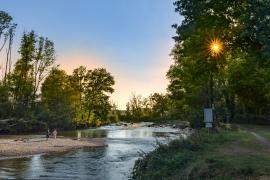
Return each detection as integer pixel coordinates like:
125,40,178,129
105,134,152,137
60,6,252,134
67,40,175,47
204,108,213,128
205,122,213,128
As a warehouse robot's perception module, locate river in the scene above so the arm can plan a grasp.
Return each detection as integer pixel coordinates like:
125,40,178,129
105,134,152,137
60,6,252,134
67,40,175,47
0,124,183,180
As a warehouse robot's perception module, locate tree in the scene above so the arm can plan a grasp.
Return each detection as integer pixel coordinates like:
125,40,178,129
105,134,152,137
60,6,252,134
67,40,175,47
70,66,87,122
41,68,74,129
8,31,55,117
84,68,115,125
32,36,55,104
0,11,16,118
150,93,169,118
127,94,144,121
107,103,119,123
3,23,16,84
9,31,36,115
0,11,118,132
0,81,12,118
169,0,270,124
124,93,171,122
0,11,13,52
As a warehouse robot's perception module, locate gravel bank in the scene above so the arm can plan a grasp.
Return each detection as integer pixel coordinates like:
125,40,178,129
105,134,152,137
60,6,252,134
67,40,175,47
0,137,106,160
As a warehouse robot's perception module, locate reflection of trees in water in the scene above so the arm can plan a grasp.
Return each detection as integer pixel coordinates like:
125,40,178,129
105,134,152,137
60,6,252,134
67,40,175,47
79,129,107,138
60,129,108,138
0,157,29,179
153,132,170,137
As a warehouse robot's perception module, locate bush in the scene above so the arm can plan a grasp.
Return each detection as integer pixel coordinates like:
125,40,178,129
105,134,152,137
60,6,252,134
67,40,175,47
0,118,47,134
234,113,270,125
131,129,243,180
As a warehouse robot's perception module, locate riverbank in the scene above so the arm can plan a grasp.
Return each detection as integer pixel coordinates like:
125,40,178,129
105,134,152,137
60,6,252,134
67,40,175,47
0,137,106,160
132,124,270,180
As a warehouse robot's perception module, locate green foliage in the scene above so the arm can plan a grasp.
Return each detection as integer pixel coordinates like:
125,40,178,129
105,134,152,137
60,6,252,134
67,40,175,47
40,66,115,129
71,67,115,127
124,93,171,122
0,11,115,133
0,11,14,53
9,31,35,115
40,68,75,129
70,66,87,123
7,31,55,118
0,118,47,134
150,93,169,118
107,103,120,123
132,128,270,180
168,0,270,125
0,82,12,118
0,11,13,32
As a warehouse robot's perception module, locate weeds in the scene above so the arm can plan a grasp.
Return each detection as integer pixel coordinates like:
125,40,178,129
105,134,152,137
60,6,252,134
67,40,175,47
132,127,270,180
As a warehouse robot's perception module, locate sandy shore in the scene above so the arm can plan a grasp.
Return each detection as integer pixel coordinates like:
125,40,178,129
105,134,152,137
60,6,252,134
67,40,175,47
0,137,106,160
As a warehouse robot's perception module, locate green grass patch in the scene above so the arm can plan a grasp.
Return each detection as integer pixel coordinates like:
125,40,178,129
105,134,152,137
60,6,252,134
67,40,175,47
240,124,270,140
131,127,270,180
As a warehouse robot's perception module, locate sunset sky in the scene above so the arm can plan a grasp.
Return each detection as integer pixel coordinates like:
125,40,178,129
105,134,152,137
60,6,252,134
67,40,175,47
1,0,182,109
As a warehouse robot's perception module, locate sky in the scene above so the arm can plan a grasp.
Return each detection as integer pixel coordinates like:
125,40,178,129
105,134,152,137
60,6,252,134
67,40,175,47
1,0,182,109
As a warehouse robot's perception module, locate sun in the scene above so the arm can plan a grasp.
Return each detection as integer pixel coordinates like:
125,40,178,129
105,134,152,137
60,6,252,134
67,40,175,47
208,38,223,57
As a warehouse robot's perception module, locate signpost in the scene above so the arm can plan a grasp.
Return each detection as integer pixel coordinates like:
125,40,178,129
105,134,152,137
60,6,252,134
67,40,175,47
204,108,213,134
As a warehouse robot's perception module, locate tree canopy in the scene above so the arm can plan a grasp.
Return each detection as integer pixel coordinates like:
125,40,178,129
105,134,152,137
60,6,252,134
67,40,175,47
167,0,270,125
0,11,116,133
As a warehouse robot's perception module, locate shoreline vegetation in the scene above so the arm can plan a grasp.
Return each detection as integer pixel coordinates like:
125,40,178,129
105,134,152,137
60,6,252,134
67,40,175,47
0,137,106,161
131,124,270,180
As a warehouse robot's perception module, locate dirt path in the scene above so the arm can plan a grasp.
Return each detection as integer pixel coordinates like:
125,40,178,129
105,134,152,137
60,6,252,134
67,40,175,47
250,131,270,147
237,124,270,147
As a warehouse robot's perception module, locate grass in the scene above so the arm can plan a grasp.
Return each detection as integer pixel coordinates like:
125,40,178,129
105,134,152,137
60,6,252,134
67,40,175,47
131,125,270,180
239,124,270,140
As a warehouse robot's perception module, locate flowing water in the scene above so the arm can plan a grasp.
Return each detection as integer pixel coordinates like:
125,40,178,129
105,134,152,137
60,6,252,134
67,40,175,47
0,124,182,180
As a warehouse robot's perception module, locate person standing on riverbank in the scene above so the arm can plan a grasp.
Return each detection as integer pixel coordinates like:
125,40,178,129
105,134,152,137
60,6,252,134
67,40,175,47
46,128,50,140
53,129,57,139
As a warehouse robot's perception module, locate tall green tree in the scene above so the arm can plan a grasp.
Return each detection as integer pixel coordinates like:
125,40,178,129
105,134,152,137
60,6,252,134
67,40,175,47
32,36,55,104
9,31,55,116
150,93,169,118
0,11,16,118
169,0,270,124
10,31,36,115
70,66,87,122
84,68,115,125
41,68,74,128
127,94,144,121
0,11,13,52
4,23,16,84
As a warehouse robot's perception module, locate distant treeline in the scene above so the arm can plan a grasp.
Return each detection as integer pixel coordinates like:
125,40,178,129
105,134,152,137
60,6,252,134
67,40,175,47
120,93,172,122
0,11,116,133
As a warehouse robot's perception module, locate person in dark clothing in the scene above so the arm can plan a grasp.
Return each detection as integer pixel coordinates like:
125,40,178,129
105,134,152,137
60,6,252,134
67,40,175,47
46,128,50,140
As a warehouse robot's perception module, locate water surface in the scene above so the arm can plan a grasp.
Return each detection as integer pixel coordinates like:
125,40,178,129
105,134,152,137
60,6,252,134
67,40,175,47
0,125,181,180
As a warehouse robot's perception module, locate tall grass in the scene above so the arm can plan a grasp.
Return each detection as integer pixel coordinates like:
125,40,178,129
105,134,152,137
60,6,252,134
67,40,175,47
131,127,270,180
